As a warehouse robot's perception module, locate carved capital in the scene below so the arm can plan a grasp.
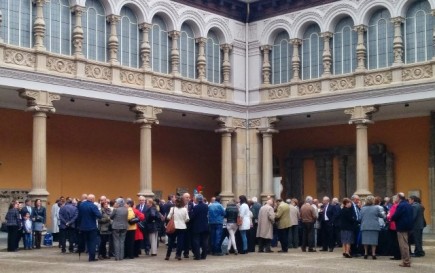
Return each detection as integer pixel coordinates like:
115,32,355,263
260,45,272,52
107,15,120,24
258,116,280,134
169,30,180,40
214,116,244,132
139,23,152,31
220,43,233,52
32,0,46,5
321,32,333,41
290,38,302,46
71,5,85,15
345,105,379,125
196,37,208,46
18,89,60,113
129,105,162,125
354,25,367,33
391,16,405,26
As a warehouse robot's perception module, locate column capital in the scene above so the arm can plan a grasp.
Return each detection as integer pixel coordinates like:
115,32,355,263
354,24,368,33
250,116,280,132
391,16,405,25
345,105,379,125
139,22,152,31
71,5,85,15
220,43,233,51
260,45,272,52
196,37,208,45
321,31,333,39
290,38,302,46
18,89,60,113
214,116,239,133
130,105,162,124
169,30,180,39
432,9,435,16
32,0,46,5
107,14,120,24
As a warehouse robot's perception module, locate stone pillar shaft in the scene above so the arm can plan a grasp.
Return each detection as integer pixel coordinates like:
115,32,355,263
221,131,233,196
107,15,120,64
321,32,333,76
291,39,301,82
354,25,367,72
139,23,152,70
72,6,84,58
170,31,180,76
392,17,404,65
197,37,207,80
261,132,274,201
0,9,3,43
261,45,272,85
33,0,46,51
221,44,232,85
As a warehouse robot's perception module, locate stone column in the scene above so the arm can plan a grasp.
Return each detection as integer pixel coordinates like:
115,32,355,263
290,39,302,82
429,111,435,232
221,43,232,85
432,10,435,60
215,117,237,205
196,37,207,81
139,23,152,71
0,9,3,43
345,106,379,197
321,32,333,76
72,5,85,58
261,45,272,85
392,17,404,66
354,25,367,72
130,105,162,198
259,117,279,203
18,90,60,203
107,15,120,65
33,0,46,51
169,31,180,76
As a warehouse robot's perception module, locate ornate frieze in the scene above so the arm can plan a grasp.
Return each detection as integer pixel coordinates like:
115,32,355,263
4,50,35,67
330,77,355,91
181,81,201,96
151,76,174,91
268,87,290,100
46,57,76,74
298,82,321,96
248,118,261,128
120,70,144,86
402,65,432,81
85,64,112,81
364,72,392,86
207,86,226,99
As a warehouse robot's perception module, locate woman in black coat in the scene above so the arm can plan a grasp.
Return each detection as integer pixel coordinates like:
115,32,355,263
340,198,356,258
5,200,21,252
32,199,46,249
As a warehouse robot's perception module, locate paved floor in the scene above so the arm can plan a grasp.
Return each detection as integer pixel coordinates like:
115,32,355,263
1,233,434,273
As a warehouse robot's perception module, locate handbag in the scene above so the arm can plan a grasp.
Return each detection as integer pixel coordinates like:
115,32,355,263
237,215,243,226
1,222,7,233
165,208,176,234
128,217,140,224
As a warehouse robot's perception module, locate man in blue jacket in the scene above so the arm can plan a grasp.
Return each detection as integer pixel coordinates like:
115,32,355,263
190,194,209,260
59,198,78,253
391,192,413,267
78,194,102,262
208,196,225,255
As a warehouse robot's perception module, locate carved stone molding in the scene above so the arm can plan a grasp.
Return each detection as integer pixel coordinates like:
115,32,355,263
364,72,392,86
345,105,379,125
207,86,226,99
129,104,162,125
248,118,261,128
268,87,290,100
181,81,201,96
46,57,76,74
402,65,432,81
330,77,355,91
85,64,112,81
151,76,174,91
18,89,60,113
120,70,144,86
4,49,35,67
232,118,247,128
298,82,321,96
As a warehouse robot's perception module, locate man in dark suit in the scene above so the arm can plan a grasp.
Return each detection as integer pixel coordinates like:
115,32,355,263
350,194,362,256
319,196,339,252
78,194,101,262
190,194,209,260
161,194,176,218
136,195,150,255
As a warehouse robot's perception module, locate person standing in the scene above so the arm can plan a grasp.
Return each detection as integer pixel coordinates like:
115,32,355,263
110,198,128,261
288,198,300,249
32,199,46,249
225,200,239,255
248,197,261,252
78,194,102,262
300,196,317,252
256,199,275,253
391,192,414,267
208,196,225,256
51,197,63,242
165,197,190,260
386,195,401,260
98,201,112,259
190,194,209,260
340,198,356,258
5,201,21,252
144,199,159,256
275,199,291,253
360,195,385,259
409,196,425,257
135,196,150,255
59,198,78,253
20,199,33,249
238,195,251,254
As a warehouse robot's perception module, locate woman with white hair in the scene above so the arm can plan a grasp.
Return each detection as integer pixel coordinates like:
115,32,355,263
360,195,385,259
110,198,128,261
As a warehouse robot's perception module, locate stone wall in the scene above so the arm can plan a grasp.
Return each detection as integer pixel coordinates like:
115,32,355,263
0,190,29,222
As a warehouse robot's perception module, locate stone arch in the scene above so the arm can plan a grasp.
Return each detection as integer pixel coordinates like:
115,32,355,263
83,0,115,16
292,11,323,39
114,0,147,23
205,17,232,44
178,10,205,38
358,0,395,26
323,3,358,32
396,0,435,17
261,18,292,45
148,1,178,31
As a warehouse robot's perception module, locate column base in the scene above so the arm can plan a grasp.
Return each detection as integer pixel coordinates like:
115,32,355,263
28,189,49,206
353,189,372,202
219,192,234,207
137,190,155,199
260,193,275,204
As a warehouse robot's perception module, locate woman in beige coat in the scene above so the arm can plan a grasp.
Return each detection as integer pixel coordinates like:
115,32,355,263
256,199,275,252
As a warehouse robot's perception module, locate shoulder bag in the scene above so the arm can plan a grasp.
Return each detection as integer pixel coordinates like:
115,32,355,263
166,207,176,234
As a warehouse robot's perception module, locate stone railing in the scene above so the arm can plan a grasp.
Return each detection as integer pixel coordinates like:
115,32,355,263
0,43,233,102
260,60,435,102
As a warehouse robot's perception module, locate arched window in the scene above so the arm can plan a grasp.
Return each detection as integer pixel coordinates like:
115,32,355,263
150,16,170,74
302,24,323,80
405,0,433,63
44,0,71,55
0,0,33,47
180,23,197,79
206,31,221,84
82,0,106,62
118,7,139,68
333,17,357,75
367,9,393,69
272,31,292,84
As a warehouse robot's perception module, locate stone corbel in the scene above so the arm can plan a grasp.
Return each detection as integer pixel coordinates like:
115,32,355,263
18,89,60,113
129,105,162,125
345,105,379,125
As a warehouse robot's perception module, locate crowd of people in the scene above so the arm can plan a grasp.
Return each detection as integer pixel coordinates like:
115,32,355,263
2,191,426,268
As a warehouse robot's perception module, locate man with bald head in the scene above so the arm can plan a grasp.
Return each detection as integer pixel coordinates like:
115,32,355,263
78,194,102,262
